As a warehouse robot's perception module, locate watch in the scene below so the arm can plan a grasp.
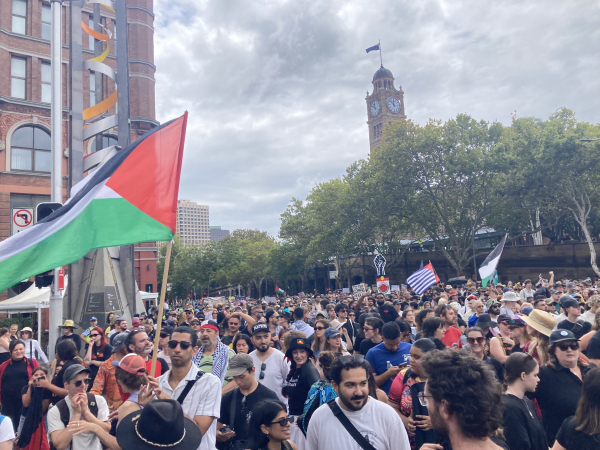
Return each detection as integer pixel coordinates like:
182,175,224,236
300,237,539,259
370,100,381,117
386,97,400,114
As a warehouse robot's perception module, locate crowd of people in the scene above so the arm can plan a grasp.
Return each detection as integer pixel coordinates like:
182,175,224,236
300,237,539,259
0,272,598,449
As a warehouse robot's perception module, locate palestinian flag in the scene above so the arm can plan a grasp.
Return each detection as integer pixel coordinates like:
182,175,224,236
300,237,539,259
0,113,187,293
275,286,285,295
479,234,507,287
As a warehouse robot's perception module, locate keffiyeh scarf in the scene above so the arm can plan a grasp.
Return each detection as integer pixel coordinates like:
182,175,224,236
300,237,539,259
192,340,230,382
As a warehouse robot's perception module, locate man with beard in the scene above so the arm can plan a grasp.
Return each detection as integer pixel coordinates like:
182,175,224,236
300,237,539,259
191,320,236,393
154,326,221,450
221,313,256,348
353,292,399,323
419,349,505,450
306,355,409,450
124,329,169,377
249,323,290,405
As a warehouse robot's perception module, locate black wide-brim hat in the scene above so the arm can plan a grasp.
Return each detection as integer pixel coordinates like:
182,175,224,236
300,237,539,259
117,399,202,450
285,337,314,360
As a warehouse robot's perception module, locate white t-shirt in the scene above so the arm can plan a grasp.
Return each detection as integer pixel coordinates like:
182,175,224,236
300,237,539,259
250,349,290,405
0,416,14,443
159,363,221,450
583,310,596,323
47,395,109,450
306,397,410,450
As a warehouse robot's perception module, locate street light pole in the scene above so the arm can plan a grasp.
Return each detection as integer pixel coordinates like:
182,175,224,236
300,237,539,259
49,0,64,360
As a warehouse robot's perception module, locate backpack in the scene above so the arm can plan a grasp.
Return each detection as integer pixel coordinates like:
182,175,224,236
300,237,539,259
55,393,100,428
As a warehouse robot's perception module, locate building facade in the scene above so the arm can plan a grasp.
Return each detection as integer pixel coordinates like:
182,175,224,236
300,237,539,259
0,0,158,296
176,200,210,245
365,65,406,152
209,225,229,243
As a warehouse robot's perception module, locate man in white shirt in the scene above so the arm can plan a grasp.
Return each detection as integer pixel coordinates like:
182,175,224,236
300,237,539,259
249,323,290,405
153,326,221,450
306,354,409,450
48,365,110,450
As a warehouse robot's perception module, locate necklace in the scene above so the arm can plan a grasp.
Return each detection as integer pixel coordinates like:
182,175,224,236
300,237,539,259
521,397,534,419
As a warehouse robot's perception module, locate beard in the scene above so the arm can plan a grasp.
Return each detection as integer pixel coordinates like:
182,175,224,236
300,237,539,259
429,403,449,437
376,300,384,306
338,390,368,412
256,342,270,353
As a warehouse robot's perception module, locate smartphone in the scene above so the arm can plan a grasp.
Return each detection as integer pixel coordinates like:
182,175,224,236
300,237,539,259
397,362,408,369
219,427,233,433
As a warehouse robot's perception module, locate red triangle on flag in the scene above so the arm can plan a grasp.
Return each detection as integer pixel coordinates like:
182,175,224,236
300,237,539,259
424,262,440,283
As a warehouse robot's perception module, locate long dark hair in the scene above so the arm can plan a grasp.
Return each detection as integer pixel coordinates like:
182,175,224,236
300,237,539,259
9,339,25,357
247,399,287,450
232,332,253,353
575,367,600,435
421,317,443,339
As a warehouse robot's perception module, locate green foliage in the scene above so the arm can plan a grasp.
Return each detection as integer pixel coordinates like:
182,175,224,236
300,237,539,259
0,313,33,330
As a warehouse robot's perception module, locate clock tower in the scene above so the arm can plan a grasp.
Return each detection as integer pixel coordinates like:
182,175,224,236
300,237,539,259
366,65,406,152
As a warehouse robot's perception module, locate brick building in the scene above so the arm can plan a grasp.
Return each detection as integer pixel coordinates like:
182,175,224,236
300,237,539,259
0,0,158,297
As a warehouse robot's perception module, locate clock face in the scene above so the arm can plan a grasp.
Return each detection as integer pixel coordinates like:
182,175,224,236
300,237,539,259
370,100,381,117
386,97,401,114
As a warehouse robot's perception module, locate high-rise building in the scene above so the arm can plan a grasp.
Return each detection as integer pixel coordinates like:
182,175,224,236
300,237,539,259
0,0,158,297
365,65,406,152
176,200,210,245
210,226,229,243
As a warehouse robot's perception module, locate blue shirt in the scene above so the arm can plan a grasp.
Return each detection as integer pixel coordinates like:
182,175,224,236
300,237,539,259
365,341,412,394
290,320,314,338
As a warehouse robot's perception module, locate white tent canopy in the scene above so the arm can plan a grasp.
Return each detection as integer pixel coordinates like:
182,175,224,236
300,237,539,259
0,283,52,342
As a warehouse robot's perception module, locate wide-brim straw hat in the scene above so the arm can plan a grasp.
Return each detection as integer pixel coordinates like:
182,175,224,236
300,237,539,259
521,310,556,336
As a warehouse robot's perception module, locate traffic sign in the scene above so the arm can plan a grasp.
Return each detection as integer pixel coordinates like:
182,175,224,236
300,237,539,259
11,208,34,235
58,269,65,291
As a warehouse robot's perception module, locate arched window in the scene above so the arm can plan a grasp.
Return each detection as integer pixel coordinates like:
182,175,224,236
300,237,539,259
90,134,117,153
11,126,51,172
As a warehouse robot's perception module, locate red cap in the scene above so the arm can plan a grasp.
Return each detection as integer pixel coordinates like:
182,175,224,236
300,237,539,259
112,354,147,375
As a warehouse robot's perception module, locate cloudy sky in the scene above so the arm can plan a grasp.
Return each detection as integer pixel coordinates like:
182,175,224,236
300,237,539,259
153,0,600,237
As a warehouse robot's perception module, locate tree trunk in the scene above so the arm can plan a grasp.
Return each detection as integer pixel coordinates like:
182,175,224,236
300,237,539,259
576,215,600,277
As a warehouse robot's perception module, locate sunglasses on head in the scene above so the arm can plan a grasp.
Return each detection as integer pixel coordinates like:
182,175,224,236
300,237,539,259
340,354,365,365
168,340,192,350
72,378,91,387
556,341,579,352
271,416,294,427
467,337,485,345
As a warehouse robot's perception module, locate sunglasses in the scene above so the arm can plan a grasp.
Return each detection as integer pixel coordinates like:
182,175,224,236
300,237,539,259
556,342,579,352
90,334,100,338
168,340,192,350
259,363,267,380
271,416,294,427
72,378,91,387
314,326,326,331
466,337,485,345
160,333,170,338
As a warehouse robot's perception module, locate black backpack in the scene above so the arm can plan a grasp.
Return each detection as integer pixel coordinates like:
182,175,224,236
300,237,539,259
55,392,100,427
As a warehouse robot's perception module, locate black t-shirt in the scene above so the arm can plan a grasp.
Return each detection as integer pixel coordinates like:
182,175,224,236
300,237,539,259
556,416,600,450
360,339,379,356
282,362,321,415
20,385,52,415
220,383,279,442
377,305,399,323
483,356,504,381
56,333,82,353
503,394,548,450
221,335,234,348
457,316,466,328
557,319,592,340
89,343,113,380
586,330,600,360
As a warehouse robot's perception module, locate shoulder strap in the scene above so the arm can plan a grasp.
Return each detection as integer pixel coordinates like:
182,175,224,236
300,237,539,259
229,389,237,431
87,393,99,418
56,399,70,428
402,368,411,385
176,370,204,404
327,399,377,450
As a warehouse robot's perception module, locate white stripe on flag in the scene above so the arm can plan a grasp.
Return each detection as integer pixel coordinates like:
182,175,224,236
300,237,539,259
407,268,437,295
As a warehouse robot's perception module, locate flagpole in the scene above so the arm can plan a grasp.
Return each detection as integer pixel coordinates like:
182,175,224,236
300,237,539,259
379,39,383,67
151,240,172,376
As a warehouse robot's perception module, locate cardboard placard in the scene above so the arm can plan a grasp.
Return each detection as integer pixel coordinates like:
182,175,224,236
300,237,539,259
352,283,366,299
391,285,400,292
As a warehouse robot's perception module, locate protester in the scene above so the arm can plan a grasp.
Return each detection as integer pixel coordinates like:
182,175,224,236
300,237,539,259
421,317,446,342
216,353,279,449
507,314,532,353
108,317,128,344
80,317,98,344
553,367,600,450
90,332,129,412
436,304,462,347
51,339,83,401
17,326,48,365
556,296,592,339
83,327,112,387
0,329,10,366
112,354,149,422
503,353,548,450
191,320,235,392
366,322,412,394
282,338,320,450
17,366,51,450
144,319,156,342
8,324,19,342
250,323,290,405
104,313,116,336
306,354,410,450
359,317,383,356
310,319,330,358
247,399,298,450
233,332,254,354
0,340,40,431
56,320,83,353
221,313,256,347
489,314,515,363
157,325,173,368
323,327,349,355
465,326,504,380
125,329,169,377
522,310,556,365
290,308,314,338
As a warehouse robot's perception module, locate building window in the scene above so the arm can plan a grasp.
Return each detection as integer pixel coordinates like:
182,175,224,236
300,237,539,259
12,0,27,34
41,61,51,103
11,57,26,99
11,126,52,172
89,16,95,49
90,71,95,105
41,3,51,40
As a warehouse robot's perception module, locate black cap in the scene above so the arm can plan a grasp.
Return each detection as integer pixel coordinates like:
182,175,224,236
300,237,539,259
549,329,579,344
63,364,91,383
160,326,174,336
560,296,579,309
476,313,494,329
497,314,513,323
252,323,269,336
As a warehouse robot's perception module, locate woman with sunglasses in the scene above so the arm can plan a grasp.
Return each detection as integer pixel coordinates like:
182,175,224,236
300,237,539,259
0,340,39,431
503,353,548,450
508,314,533,354
532,329,594,445
553,366,600,450
311,319,330,359
464,327,504,381
248,399,298,450
489,313,515,364
83,327,112,388
282,338,320,450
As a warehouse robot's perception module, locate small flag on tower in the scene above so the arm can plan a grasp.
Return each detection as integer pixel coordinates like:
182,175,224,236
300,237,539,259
366,43,380,53
407,263,440,295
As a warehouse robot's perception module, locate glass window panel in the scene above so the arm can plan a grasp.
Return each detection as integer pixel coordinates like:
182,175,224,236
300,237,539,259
34,151,51,172
89,17,94,49
41,62,51,83
13,0,26,15
90,72,95,106
41,83,51,103
12,16,26,34
11,148,32,171
11,78,25,99
42,4,51,22
11,127,33,148
33,127,51,150
42,22,51,40
11,57,26,77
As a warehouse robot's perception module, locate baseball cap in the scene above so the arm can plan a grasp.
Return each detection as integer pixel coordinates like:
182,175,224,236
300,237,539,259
111,333,129,353
497,314,513,323
549,329,579,344
112,354,147,375
131,317,141,326
560,295,579,309
160,326,174,337
90,316,97,322
63,364,91,383
114,317,125,323
251,323,269,336
225,354,254,377
325,327,341,338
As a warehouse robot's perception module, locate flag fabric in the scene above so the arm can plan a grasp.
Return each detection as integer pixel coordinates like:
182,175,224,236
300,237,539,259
0,113,188,294
479,234,508,288
275,286,285,295
407,263,440,295
493,271,499,286
366,43,380,53
376,276,389,294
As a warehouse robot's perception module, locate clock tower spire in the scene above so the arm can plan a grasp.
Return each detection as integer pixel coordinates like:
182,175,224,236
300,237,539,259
366,65,406,152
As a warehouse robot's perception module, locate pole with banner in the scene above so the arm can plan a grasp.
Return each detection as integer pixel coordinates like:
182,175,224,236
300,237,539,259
151,241,172,376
